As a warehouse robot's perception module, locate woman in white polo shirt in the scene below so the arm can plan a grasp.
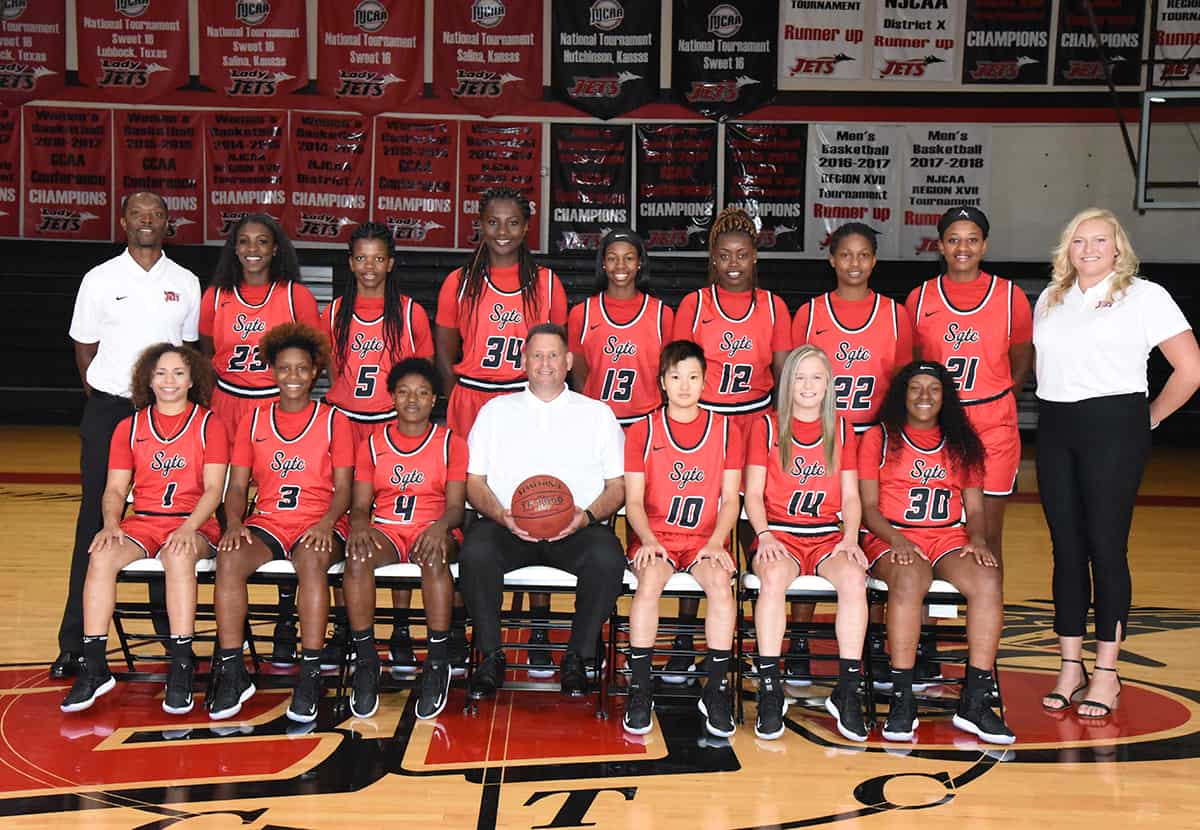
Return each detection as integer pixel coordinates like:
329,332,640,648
1034,208,1200,718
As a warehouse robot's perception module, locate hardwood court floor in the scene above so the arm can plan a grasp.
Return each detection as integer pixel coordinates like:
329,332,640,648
0,425,1198,828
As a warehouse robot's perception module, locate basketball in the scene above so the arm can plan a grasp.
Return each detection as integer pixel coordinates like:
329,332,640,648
510,475,575,539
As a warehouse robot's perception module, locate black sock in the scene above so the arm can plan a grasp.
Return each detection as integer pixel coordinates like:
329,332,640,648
838,657,862,687
301,647,322,674
452,604,467,627
629,646,653,688
757,656,780,690
351,629,376,661
82,635,107,668
216,646,242,662
890,667,914,695
965,664,993,693
706,648,731,686
169,635,193,661
428,629,450,662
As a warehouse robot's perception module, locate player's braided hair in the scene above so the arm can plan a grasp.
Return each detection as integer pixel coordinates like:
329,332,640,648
877,361,985,479
212,213,301,290
459,187,541,318
334,222,406,368
706,206,758,286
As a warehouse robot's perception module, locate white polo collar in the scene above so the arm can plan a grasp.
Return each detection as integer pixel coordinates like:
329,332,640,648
121,247,167,276
1071,271,1115,302
522,385,569,408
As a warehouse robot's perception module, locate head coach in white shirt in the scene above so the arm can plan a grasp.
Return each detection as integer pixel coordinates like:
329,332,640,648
52,192,202,679
1033,207,1200,719
459,322,628,699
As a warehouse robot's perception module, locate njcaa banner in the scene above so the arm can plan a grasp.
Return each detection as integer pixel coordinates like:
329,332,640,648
962,0,1051,85
1152,2,1200,87
22,107,111,241
724,122,806,253
284,112,371,245
900,125,991,260
672,0,778,121
203,110,286,243
316,0,423,112
635,123,716,251
434,0,543,118
0,0,66,106
777,0,867,86
0,108,16,237
198,1,307,100
804,124,900,260
372,118,458,248
1053,0,1145,86
75,0,188,101
549,124,632,253
114,110,202,244
457,122,542,250
874,0,959,82
550,0,660,120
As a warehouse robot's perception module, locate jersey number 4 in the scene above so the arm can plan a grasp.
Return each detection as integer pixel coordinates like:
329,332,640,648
600,368,635,402
665,495,705,529
904,487,952,522
481,336,524,370
833,376,875,411
393,494,416,523
227,344,268,373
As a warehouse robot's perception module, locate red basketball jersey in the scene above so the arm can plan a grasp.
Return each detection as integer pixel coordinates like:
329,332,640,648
244,402,343,522
752,413,853,536
362,423,465,529
205,282,313,398
126,404,215,515
909,274,1019,403
795,292,906,429
859,425,975,530
323,295,433,422
574,293,669,424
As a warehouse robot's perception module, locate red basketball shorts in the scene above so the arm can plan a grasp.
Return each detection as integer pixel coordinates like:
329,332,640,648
120,514,220,557
964,393,1020,497
861,525,970,568
245,512,342,558
447,383,521,438
753,530,842,577
628,531,719,573
210,387,274,446
371,520,464,562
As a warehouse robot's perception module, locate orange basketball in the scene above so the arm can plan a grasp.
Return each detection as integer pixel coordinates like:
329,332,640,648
510,475,576,539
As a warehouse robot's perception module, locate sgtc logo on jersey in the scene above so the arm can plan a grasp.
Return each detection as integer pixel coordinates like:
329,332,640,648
668,462,705,491
236,0,271,27
720,331,753,358
834,341,872,369
452,70,521,98
943,322,980,351
353,0,388,32
790,54,853,76
602,336,638,363
116,0,150,18
879,55,943,77
707,4,742,38
909,458,947,486
232,313,266,341
270,453,307,478
389,464,426,490
790,456,826,485
150,451,187,477
352,332,385,360
471,0,505,28
488,304,523,331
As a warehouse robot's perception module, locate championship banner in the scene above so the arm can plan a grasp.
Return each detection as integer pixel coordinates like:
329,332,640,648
549,124,631,253
1152,2,1200,86
901,125,991,261
803,123,900,260
372,118,457,248
316,0,423,112
75,0,189,101
873,0,958,82
777,0,866,86
1053,0,1145,86
198,1,307,100
962,0,1051,84
635,123,716,251
203,110,286,243
434,0,543,118
550,0,660,120
672,1,777,121
284,112,371,245
0,108,17,237
724,122,806,253
114,110,202,244
0,0,66,105
22,107,112,241
456,121,542,250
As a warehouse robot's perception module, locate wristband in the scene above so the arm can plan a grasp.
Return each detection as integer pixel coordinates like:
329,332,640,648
585,508,599,525
756,528,771,537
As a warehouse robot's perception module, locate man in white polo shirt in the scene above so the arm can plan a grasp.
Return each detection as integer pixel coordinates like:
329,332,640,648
52,191,202,679
460,323,627,699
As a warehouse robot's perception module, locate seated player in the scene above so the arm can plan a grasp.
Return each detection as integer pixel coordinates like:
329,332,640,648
622,341,742,738
209,324,354,723
343,358,465,720
61,344,227,714
744,345,869,741
859,361,1012,745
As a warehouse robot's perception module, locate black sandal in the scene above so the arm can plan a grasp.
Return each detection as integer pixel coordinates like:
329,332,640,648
1042,658,1089,712
1077,666,1121,718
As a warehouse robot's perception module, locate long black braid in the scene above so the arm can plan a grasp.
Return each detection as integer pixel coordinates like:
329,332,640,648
334,222,405,366
211,213,300,290
877,361,986,478
459,187,541,318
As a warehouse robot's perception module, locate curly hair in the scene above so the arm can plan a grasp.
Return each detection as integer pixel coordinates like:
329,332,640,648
707,206,758,286
259,322,331,373
334,222,407,367
1043,207,1139,313
877,361,985,478
387,357,442,397
211,213,302,291
458,187,541,318
129,343,215,410
774,346,838,469
592,227,651,295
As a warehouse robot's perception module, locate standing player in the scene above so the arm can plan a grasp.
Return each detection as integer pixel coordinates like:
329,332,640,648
61,344,226,714
622,341,742,738
744,346,869,741
209,324,354,724
342,358,465,720
859,361,1012,745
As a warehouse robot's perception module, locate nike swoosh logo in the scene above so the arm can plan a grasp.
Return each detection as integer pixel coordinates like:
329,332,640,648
652,445,665,452
134,438,147,442
924,311,938,318
701,318,713,324
255,437,268,442
115,296,128,301
588,323,602,331
814,328,827,335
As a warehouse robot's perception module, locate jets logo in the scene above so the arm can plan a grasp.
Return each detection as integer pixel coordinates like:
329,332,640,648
0,62,53,91
685,75,759,103
645,224,707,249
879,55,944,78
452,69,522,98
98,59,169,88
335,70,403,98
226,69,295,96
36,208,98,234
296,213,344,239
568,71,642,99
385,217,444,243
790,54,854,76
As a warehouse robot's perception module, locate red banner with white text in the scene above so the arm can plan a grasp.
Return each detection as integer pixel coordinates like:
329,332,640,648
115,110,203,244
22,107,111,240
284,111,371,244
198,1,307,101
75,0,189,101
434,0,543,117
316,0,423,113
203,110,286,242
0,108,18,237
457,121,542,249
372,118,458,248
0,0,66,105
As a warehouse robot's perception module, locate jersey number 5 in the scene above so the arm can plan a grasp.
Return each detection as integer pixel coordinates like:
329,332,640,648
354,365,379,398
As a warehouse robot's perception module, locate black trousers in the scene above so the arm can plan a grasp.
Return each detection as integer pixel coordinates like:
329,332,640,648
1036,393,1150,642
458,518,626,659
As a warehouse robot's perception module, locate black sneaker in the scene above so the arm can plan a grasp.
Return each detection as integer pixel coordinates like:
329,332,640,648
288,667,322,723
162,656,195,715
448,625,469,678
388,630,417,677
468,649,506,700
622,685,654,735
698,680,735,738
824,681,869,742
350,655,380,719
952,687,1015,745
882,687,920,741
662,634,698,685
207,656,256,720
784,636,813,688
270,618,298,666
755,680,788,740
320,625,350,671
416,660,451,720
560,651,589,697
60,659,115,713
527,628,555,678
